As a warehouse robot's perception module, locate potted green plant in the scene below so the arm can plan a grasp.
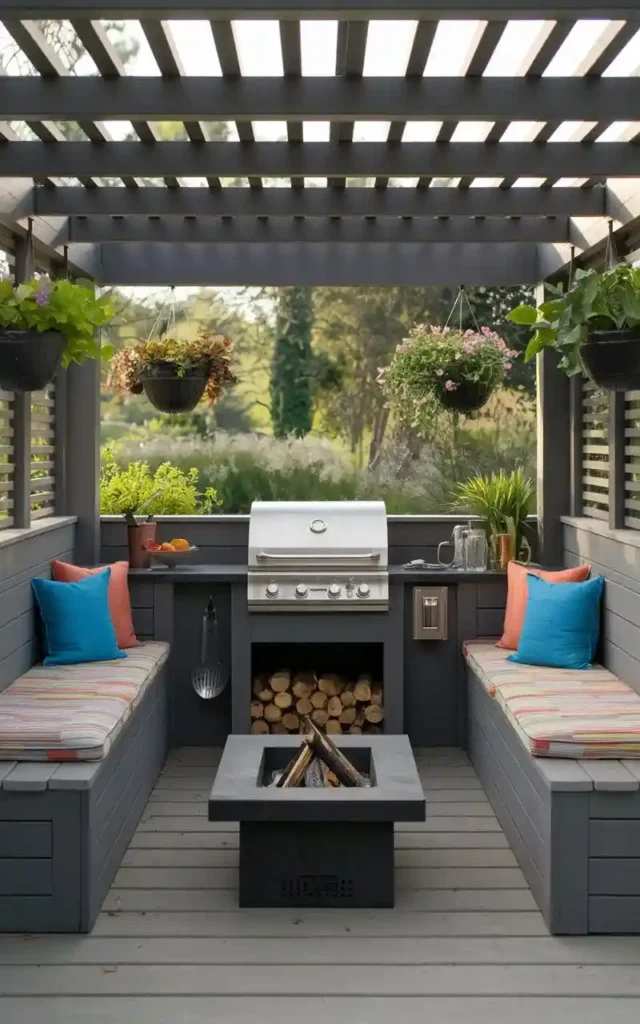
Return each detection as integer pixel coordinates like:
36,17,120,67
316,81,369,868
106,332,236,414
0,276,115,391
507,264,640,391
379,324,518,416
452,469,534,570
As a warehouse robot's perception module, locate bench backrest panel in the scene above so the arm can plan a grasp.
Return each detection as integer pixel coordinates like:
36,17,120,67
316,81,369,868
0,523,76,694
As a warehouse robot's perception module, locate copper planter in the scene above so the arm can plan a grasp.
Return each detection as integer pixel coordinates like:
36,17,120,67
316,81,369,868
128,522,157,569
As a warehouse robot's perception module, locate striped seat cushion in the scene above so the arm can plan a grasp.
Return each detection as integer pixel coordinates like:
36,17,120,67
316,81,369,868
464,641,640,758
0,641,169,762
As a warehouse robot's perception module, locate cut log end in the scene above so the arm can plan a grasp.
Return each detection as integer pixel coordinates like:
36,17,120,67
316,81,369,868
251,719,270,735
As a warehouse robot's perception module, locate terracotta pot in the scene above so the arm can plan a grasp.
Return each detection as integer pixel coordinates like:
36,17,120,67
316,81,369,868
495,533,515,571
128,522,157,569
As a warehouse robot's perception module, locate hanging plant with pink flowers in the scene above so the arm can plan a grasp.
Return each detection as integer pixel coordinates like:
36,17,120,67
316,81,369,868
378,323,519,423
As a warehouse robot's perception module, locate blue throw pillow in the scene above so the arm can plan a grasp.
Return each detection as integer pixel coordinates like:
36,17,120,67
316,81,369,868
32,569,126,666
508,572,604,670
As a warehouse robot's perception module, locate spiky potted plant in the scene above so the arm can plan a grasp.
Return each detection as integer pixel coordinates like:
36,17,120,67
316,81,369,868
106,333,236,414
452,469,534,570
0,277,115,391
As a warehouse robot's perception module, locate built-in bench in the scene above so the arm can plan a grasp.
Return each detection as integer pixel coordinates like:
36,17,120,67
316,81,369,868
465,641,640,934
0,642,169,932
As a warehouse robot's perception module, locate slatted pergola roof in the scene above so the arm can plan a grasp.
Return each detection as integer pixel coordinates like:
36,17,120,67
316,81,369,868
1,0,640,284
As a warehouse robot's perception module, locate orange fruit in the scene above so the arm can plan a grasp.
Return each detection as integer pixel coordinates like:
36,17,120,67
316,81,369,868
170,538,191,551
159,542,176,552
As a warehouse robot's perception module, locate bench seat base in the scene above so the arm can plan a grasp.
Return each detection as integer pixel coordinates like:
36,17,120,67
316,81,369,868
0,664,168,933
468,665,640,934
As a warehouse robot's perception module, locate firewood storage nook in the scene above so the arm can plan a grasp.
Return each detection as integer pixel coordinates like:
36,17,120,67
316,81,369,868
208,733,425,908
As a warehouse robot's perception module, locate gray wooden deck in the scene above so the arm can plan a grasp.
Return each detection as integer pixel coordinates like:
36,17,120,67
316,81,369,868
2,746,640,1023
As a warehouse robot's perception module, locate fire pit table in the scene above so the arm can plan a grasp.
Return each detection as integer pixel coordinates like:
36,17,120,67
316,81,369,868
208,734,425,908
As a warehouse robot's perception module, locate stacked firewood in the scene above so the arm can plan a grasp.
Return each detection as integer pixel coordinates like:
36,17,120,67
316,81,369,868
250,669,384,736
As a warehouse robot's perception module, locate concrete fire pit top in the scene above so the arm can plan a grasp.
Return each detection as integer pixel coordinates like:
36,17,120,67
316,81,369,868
208,734,425,823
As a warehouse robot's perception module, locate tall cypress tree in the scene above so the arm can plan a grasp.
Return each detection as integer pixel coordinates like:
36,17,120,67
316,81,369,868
270,287,314,438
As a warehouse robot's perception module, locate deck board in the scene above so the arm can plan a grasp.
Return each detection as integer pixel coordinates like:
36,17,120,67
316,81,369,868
1,746,640,1023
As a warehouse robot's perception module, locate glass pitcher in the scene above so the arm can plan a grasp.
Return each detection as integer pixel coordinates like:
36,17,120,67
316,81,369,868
465,528,488,572
437,524,468,571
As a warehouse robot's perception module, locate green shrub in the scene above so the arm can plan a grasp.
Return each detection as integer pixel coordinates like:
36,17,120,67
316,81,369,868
100,448,218,516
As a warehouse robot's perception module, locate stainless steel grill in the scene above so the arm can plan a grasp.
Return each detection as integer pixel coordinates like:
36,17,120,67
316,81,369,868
248,501,388,612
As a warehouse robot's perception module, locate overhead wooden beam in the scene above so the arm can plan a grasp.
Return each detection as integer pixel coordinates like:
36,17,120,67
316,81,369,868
1,76,638,122
34,186,605,218
66,215,570,244
3,141,638,178
96,241,538,286
0,3,634,20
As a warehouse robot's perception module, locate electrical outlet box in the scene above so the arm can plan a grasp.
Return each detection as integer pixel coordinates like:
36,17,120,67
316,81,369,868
413,587,448,640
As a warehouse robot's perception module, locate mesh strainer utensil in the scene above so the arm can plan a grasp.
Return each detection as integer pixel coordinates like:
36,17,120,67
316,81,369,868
191,597,229,700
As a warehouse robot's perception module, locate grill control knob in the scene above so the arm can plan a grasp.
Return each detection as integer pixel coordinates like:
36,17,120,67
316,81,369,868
357,583,371,598
328,583,342,599
265,583,279,598
295,583,308,599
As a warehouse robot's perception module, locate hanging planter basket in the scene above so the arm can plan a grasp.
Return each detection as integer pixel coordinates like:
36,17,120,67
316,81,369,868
580,328,640,392
0,329,66,392
437,380,494,414
139,361,209,413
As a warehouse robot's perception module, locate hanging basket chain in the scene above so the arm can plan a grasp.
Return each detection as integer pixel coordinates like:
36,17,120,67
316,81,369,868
443,284,482,335
147,285,190,342
605,219,618,272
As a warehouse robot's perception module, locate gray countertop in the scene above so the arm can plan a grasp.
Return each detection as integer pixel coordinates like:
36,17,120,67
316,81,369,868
128,565,507,585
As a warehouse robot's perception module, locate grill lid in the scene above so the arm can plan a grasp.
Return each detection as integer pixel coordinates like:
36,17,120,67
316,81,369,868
248,500,388,569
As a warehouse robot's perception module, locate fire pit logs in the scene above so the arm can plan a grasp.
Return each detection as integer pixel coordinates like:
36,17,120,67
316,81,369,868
251,669,384,736
276,719,368,789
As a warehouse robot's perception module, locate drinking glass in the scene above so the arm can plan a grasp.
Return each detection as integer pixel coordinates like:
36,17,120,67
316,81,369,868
465,528,488,572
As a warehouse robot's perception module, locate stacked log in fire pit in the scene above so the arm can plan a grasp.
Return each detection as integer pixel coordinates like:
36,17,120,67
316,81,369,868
250,669,384,736
275,717,367,789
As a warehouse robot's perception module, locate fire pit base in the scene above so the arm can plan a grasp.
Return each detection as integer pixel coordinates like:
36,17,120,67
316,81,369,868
209,734,425,909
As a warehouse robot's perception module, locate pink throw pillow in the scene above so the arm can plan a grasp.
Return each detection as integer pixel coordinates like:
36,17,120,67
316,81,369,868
51,559,140,649
497,560,591,651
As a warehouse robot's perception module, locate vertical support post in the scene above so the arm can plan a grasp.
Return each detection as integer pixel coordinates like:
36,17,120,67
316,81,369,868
12,232,34,531
569,375,583,518
608,391,625,530
66,356,100,564
53,368,68,516
536,283,571,567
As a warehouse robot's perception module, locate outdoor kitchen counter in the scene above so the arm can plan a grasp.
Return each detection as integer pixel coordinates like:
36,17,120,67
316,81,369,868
128,565,507,584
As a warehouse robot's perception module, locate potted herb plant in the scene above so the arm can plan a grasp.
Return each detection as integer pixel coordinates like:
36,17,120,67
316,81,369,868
106,333,236,414
452,469,534,570
508,264,640,391
379,324,518,417
0,276,115,391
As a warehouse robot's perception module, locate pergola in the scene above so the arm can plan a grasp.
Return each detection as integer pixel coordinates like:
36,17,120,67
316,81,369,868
0,0,639,561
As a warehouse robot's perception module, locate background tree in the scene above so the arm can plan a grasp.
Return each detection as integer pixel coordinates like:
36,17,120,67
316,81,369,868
270,287,314,439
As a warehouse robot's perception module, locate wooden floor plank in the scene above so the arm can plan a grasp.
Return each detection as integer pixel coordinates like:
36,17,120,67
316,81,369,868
121,846,519,869
2,963,640,996
136,816,502,833
2,996,639,1024
128,829,511,850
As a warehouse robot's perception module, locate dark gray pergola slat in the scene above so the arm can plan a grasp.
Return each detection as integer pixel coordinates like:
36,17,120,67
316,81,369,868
455,21,508,189
96,240,538,286
330,21,368,188
2,76,639,122
66,215,569,244
34,185,605,218
279,19,303,188
210,20,262,188
2,2,638,19
5,141,639,178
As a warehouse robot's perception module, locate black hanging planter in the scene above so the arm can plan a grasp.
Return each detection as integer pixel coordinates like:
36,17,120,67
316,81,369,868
0,329,66,392
437,380,494,414
139,361,209,413
580,328,640,392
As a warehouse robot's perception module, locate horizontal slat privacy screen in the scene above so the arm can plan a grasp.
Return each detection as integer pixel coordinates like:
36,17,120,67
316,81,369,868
625,391,640,529
582,379,609,522
30,386,56,520
0,390,15,530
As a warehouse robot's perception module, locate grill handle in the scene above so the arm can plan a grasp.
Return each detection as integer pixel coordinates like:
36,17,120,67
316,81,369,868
256,551,381,562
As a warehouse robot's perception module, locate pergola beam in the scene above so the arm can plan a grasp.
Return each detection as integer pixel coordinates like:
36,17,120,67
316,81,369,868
3,142,638,178
96,241,538,286
66,215,570,245
32,186,605,219
1,76,639,123
1,2,635,19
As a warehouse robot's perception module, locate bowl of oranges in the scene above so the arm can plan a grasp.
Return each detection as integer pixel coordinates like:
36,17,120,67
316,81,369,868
144,537,198,567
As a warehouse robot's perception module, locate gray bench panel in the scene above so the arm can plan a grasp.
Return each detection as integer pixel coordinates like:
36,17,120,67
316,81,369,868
0,857,53,895
589,896,640,933
590,819,640,856
3,764,59,792
582,761,640,792
589,792,640,818
49,763,102,791
589,858,640,896
0,821,51,857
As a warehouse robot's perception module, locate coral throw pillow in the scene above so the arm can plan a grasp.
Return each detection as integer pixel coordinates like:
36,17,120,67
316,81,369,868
51,559,140,649
497,560,591,651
